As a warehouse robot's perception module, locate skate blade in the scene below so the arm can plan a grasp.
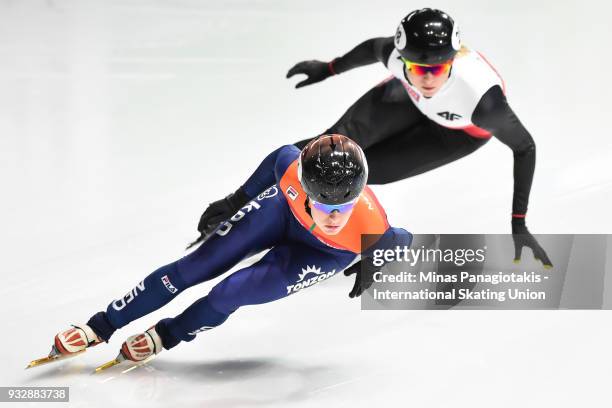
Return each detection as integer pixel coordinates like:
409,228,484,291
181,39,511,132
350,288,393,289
120,355,156,374
94,354,156,375
26,349,85,369
94,358,123,373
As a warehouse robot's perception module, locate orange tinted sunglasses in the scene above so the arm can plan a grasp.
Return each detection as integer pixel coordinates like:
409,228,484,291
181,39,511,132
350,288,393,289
401,58,453,77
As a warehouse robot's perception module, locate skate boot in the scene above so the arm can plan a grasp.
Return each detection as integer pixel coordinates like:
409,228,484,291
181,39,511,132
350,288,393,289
26,323,103,368
54,324,103,355
94,325,164,373
120,326,163,362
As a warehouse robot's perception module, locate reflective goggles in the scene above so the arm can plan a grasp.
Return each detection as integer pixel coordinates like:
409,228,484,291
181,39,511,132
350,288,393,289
401,58,453,77
311,197,358,214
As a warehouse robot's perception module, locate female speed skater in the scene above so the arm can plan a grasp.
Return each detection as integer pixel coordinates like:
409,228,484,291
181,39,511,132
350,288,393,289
196,8,552,270
44,135,412,366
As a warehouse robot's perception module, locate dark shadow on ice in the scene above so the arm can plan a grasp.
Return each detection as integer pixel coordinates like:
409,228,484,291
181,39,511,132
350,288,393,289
152,357,329,382
23,357,352,407
148,357,345,407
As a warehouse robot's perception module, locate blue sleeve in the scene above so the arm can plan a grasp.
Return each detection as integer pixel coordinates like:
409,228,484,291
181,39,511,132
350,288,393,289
362,227,413,257
242,145,300,198
384,227,413,248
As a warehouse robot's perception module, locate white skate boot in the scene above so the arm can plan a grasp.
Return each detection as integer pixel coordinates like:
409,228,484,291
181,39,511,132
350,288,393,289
93,326,163,373
26,323,103,369
54,324,102,355
119,326,163,362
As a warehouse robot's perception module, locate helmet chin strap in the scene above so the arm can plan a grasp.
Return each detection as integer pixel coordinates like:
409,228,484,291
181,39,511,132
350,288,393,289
304,197,317,231
304,196,312,218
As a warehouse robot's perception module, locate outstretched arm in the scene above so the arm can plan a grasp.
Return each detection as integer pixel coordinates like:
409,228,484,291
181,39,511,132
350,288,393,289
472,86,552,267
286,36,394,88
472,85,535,217
190,145,299,247
332,36,395,73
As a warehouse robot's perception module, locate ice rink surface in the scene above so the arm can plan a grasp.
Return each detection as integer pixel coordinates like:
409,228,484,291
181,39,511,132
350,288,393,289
1,0,612,406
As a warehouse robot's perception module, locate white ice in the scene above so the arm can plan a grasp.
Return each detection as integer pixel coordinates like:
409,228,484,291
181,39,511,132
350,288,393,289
1,1,611,407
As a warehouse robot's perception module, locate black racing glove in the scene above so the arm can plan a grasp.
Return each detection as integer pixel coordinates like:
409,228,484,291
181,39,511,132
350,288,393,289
343,257,379,298
511,218,553,269
198,186,250,234
286,60,336,88
186,187,250,249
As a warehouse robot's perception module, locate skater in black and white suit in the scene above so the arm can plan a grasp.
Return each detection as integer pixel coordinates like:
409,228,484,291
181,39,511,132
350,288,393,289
199,8,552,269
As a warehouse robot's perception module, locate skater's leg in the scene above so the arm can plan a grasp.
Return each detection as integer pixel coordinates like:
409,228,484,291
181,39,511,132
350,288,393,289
87,189,290,341
295,78,424,149
156,243,356,349
364,122,490,184
87,261,186,340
